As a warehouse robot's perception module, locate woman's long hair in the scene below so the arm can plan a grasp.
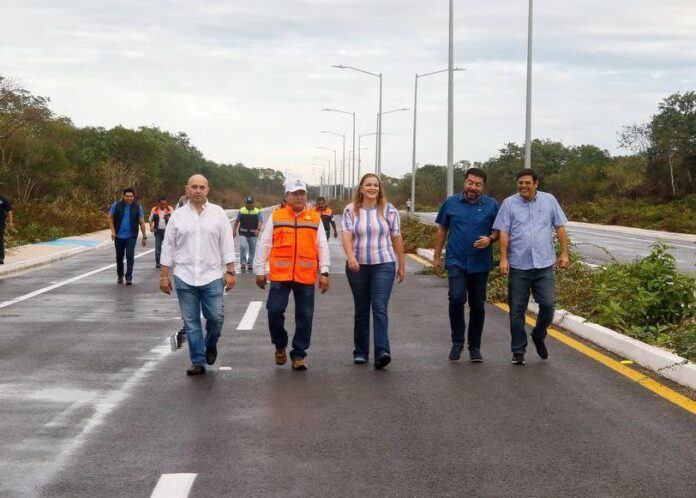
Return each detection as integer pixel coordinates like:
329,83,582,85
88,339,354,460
352,173,387,217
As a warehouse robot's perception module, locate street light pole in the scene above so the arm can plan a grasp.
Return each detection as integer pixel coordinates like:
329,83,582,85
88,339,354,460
359,132,377,179
315,148,336,198
320,131,346,198
524,0,534,169
447,0,455,196
411,67,465,213
322,108,356,196
377,107,410,178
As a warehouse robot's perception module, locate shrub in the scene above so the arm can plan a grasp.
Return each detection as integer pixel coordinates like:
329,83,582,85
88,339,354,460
400,215,437,253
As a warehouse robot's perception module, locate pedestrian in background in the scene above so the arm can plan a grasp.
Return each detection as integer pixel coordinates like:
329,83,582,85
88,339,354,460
108,188,147,285
254,178,330,371
160,174,236,375
493,168,569,365
0,194,13,265
233,195,262,271
341,173,405,369
433,168,499,362
312,196,338,240
149,195,173,268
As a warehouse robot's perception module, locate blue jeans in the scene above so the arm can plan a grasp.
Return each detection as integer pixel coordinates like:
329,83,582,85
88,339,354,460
174,276,225,366
448,267,489,350
114,236,137,281
508,266,556,353
267,281,315,359
154,229,165,265
239,235,257,265
345,262,396,359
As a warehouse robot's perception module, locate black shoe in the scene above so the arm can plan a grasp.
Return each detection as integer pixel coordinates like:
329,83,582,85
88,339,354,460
125,280,133,286
353,356,367,365
533,337,549,360
205,346,217,365
186,364,206,376
469,349,483,362
0,260,4,264
512,353,526,365
117,276,123,284
374,352,391,370
156,264,161,268
449,343,464,361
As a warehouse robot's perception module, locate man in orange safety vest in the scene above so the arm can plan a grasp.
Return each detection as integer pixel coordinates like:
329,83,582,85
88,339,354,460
254,178,330,371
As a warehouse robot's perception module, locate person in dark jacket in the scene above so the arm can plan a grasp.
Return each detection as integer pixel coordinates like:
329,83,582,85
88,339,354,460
233,195,263,271
108,188,147,285
0,194,14,265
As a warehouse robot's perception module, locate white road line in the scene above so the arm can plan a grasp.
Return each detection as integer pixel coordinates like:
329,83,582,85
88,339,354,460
150,473,197,498
0,249,155,309
237,301,263,330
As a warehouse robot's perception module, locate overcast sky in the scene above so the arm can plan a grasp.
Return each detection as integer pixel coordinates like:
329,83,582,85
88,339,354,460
2,0,695,184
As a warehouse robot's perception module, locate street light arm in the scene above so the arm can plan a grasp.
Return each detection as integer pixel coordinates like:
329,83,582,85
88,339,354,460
417,67,465,79
332,65,381,78
321,130,345,138
322,108,354,116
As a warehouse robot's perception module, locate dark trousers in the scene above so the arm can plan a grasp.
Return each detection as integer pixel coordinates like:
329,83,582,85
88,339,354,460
448,267,489,350
0,228,4,262
114,236,137,281
508,266,556,353
345,262,396,358
154,229,165,265
267,281,315,359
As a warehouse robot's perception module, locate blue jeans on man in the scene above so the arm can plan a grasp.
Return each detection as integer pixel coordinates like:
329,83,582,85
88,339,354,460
114,236,137,281
508,266,555,353
239,235,257,266
174,276,225,366
267,281,315,359
345,262,396,359
154,229,165,266
448,266,489,350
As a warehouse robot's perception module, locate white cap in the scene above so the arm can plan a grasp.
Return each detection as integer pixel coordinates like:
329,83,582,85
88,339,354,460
284,178,307,193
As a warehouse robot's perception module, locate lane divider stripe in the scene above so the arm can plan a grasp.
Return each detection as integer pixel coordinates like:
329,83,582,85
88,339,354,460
0,249,156,310
150,473,197,498
495,303,696,415
237,301,263,330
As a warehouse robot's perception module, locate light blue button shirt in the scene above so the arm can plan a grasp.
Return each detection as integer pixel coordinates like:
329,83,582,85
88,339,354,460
492,191,568,270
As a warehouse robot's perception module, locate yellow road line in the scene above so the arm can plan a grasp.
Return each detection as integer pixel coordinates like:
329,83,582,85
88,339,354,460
494,303,696,415
407,253,433,266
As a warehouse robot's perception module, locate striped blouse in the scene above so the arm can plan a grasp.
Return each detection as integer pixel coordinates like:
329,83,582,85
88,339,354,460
342,203,401,265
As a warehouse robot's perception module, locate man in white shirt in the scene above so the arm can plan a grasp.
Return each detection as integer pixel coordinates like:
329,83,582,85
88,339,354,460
159,174,236,376
254,178,330,371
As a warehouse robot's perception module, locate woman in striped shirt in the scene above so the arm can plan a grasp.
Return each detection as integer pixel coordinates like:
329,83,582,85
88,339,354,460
341,174,405,369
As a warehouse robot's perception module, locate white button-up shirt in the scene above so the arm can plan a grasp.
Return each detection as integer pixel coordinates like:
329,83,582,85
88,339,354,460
254,207,330,276
160,200,235,287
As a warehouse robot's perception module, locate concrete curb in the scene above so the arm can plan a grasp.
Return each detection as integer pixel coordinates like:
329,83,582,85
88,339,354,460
415,246,696,391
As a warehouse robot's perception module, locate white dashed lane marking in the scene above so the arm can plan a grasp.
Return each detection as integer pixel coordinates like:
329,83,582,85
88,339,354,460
236,301,263,330
150,473,197,498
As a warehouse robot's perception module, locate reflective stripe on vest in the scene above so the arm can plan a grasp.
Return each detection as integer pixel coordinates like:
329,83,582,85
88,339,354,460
269,206,320,284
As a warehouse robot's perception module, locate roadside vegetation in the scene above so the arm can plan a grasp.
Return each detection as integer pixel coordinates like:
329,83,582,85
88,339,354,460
403,218,696,362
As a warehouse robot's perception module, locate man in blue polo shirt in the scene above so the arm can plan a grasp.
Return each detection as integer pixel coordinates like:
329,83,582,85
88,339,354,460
493,168,569,365
433,168,499,362
108,188,147,285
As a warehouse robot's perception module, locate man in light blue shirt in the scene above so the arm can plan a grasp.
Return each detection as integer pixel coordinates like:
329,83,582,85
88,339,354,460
493,168,569,364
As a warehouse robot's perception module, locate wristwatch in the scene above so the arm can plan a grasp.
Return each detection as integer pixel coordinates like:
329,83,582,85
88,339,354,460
321,272,329,278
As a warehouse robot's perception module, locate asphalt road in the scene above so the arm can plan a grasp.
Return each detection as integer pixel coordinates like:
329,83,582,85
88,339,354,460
1,215,695,497
415,212,696,274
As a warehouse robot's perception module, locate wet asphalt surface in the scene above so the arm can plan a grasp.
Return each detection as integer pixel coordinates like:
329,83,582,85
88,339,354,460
1,225,695,497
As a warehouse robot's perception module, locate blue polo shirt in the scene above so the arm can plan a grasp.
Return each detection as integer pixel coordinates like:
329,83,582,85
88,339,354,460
435,193,499,273
109,202,144,240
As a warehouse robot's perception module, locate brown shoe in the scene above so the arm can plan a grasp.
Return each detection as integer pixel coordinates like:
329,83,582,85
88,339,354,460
275,348,287,365
291,357,307,371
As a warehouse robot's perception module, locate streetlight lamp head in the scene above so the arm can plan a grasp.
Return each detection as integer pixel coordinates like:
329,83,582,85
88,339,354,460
332,65,346,69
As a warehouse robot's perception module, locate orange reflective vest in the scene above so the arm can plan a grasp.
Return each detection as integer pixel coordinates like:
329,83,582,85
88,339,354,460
269,206,321,284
